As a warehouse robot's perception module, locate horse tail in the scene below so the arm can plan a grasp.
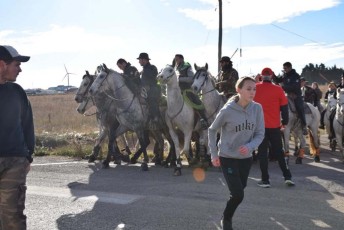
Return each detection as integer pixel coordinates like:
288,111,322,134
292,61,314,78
308,132,316,155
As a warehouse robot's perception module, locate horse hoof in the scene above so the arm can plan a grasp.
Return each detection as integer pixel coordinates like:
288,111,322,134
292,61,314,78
141,163,148,171
155,160,162,166
121,154,130,163
174,168,182,176
314,156,320,163
88,155,96,163
295,157,302,164
114,159,121,165
102,161,110,168
130,158,137,164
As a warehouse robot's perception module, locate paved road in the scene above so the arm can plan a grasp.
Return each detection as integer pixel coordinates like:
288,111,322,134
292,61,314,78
26,134,344,230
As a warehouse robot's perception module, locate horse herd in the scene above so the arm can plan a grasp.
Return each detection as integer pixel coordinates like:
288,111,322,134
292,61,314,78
74,64,344,176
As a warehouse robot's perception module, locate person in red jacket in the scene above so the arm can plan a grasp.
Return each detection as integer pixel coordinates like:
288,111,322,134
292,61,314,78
254,67,295,188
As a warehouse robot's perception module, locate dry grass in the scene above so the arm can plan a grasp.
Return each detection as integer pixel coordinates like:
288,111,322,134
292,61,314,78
29,93,98,134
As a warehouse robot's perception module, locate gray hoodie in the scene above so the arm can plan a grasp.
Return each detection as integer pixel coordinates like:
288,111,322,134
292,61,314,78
208,96,265,159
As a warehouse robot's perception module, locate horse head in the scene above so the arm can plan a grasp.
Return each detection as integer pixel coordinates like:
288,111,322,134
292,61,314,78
75,70,96,103
192,63,209,93
76,95,94,114
157,65,176,85
327,94,337,110
89,64,110,96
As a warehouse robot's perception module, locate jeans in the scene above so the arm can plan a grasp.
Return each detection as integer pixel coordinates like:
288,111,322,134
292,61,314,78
220,157,252,221
257,128,292,181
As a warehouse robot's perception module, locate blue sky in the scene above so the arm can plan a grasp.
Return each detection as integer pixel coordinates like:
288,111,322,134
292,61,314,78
1,0,344,89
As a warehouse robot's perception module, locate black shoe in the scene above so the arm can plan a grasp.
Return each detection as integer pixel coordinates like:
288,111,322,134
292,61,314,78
200,118,208,130
319,124,325,129
257,180,271,188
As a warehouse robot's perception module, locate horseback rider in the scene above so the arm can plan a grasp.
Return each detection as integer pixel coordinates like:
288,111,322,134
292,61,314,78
117,58,141,96
215,56,239,99
173,54,208,130
319,81,337,130
137,52,162,128
300,77,318,106
275,62,308,135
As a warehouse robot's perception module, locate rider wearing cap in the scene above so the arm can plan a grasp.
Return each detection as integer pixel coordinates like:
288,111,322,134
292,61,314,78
173,54,208,130
215,56,239,99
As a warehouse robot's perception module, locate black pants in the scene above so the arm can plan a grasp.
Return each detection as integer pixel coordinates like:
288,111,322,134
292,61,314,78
294,96,307,127
257,128,292,182
220,157,252,221
147,85,162,119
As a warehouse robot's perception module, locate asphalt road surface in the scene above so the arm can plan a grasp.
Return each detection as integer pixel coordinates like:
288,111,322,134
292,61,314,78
26,134,344,230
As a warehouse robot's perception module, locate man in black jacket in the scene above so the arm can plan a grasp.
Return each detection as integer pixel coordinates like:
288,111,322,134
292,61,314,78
117,58,141,96
275,62,308,135
0,45,34,230
137,52,162,128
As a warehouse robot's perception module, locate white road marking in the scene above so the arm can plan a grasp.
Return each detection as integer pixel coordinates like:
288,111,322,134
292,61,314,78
27,185,143,205
31,161,90,166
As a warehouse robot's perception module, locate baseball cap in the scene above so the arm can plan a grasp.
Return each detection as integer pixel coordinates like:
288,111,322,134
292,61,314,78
0,45,30,62
261,67,273,76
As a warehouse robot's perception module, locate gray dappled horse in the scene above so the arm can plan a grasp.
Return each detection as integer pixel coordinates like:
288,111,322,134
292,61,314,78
283,97,321,164
157,65,209,176
88,64,176,171
333,88,344,161
75,71,131,167
192,63,227,128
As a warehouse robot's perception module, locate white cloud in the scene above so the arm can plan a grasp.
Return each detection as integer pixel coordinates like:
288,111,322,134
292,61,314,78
179,0,341,29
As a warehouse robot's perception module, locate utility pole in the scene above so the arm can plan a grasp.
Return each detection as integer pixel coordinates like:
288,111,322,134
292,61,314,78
218,0,222,72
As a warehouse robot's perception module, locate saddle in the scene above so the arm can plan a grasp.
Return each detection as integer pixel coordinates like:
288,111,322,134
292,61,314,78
182,89,205,110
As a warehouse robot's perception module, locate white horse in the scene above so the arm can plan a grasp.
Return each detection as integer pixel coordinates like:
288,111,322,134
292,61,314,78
88,64,177,171
191,63,227,126
333,88,344,161
157,65,208,176
75,71,132,167
323,94,337,151
283,98,321,164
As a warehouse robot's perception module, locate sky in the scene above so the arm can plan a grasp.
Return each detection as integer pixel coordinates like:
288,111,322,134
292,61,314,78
1,0,344,89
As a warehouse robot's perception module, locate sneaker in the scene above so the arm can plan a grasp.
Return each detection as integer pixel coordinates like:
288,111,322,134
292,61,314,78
285,179,295,186
319,124,325,129
302,127,308,135
257,180,271,188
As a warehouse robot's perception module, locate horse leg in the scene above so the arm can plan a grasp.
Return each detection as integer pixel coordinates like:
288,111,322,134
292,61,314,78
295,132,306,164
88,129,106,163
130,130,150,164
168,127,182,176
152,131,164,166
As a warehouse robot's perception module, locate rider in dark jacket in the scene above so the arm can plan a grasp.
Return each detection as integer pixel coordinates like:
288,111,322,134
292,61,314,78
117,58,141,96
137,53,162,128
275,62,308,135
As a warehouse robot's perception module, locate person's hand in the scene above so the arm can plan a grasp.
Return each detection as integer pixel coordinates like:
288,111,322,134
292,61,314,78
211,157,220,167
280,125,286,131
238,145,249,155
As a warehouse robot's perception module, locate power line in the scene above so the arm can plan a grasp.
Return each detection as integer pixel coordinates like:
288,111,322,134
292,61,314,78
271,23,321,44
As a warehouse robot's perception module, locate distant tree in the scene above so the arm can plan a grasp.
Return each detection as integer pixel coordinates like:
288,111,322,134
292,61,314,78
301,63,344,85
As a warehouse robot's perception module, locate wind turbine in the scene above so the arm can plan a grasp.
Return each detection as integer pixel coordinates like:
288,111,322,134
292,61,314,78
62,64,75,90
